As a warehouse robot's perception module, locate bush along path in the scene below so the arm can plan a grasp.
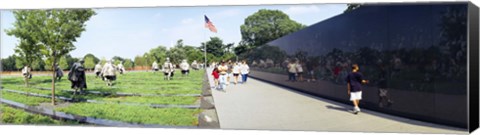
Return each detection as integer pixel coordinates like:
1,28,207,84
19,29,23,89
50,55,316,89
1,70,205,126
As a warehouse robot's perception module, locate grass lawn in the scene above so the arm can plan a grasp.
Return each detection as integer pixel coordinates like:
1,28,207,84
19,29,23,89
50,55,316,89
1,69,205,126
1,105,78,125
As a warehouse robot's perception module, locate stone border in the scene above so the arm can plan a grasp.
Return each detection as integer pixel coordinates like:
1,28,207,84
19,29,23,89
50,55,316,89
0,98,197,128
198,72,220,128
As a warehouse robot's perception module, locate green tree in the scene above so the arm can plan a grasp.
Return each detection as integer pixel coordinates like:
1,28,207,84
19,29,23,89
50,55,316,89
112,56,124,63
5,11,45,86
239,9,306,50
344,4,361,13
84,53,99,64
134,55,147,67
59,56,68,70
149,46,167,63
99,57,107,65
199,37,227,57
2,55,18,71
123,59,134,70
84,56,95,70
7,9,95,105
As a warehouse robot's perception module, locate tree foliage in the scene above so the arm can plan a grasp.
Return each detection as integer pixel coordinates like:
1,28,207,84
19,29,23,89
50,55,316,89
123,59,134,69
6,9,95,104
239,9,306,51
344,4,362,13
2,55,18,71
84,53,99,64
84,56,95,70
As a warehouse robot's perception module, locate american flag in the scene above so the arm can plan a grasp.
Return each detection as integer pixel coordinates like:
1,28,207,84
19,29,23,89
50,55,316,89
204,15,217,33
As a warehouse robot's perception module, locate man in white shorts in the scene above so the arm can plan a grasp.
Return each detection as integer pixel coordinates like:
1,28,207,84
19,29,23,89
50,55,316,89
345,64,368,114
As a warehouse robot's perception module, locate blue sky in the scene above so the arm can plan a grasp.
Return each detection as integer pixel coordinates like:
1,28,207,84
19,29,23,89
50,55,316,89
1,4,347,60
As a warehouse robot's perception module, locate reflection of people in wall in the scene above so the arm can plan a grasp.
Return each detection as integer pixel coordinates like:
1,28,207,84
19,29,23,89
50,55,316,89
333,62,341,83
287,59,297,82
296,60,304,82
391,56,402,78
378,64,393,108
346,64,368,114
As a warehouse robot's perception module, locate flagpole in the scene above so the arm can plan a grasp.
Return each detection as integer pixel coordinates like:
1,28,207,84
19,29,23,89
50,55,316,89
203,15,207,69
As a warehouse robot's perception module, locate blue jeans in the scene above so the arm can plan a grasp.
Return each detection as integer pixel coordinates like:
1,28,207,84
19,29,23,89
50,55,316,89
288,73,296,81
241,74,248,83
219,74,227,89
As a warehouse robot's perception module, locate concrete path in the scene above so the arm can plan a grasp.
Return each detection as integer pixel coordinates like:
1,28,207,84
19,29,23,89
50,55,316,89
206,68,467,134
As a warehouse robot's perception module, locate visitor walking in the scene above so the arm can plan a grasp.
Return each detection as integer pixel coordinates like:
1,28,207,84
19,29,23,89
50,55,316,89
345,64,369,114
232,62,241,85
287,60,297,82
217,61,229,90
240,60,250,84
211,67,220,89
102,60,117,86
226,60,233,85
68,59,87,94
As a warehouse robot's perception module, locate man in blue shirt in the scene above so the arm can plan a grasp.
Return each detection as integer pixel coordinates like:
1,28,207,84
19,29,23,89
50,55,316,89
345,64,368,114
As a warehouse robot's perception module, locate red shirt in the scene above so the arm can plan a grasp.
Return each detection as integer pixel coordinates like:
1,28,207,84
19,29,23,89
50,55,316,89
212,70,220,79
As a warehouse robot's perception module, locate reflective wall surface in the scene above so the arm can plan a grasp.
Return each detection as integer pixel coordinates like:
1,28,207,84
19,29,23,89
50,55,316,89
244,3,469,128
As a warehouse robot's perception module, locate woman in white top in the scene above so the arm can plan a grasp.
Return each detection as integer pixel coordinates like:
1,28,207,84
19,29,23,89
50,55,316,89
240,60,250,84
287,60,297,82
232,62,241,85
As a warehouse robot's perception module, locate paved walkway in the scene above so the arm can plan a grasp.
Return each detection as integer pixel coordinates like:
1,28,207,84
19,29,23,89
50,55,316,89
206,68,467,134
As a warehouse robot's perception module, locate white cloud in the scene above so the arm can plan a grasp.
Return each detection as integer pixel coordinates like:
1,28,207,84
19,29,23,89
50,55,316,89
211,9,241,19
284,5,323,15
181,18,194,24
152,12,162,19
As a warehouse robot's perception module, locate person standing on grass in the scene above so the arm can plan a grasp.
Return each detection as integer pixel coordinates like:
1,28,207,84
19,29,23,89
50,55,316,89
180,59,190,77
217,61,229,90
232,62,241,85
226,60,233,86
287,59,297,82
94,62,102,78
101,60,117,86
21,64,32,87
68,59,87,94
55,64,64,81
211,67,220,89
152,61,159,73
240,60,250,84
345,64,369,114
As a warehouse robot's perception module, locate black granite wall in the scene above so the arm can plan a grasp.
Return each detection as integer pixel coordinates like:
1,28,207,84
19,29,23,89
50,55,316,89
244,3,473,128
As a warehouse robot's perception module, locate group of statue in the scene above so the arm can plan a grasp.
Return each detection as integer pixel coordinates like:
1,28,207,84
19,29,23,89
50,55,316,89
151,58,201,80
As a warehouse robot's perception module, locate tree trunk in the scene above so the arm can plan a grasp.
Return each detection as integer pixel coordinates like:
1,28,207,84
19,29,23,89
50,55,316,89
51,58,56,105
